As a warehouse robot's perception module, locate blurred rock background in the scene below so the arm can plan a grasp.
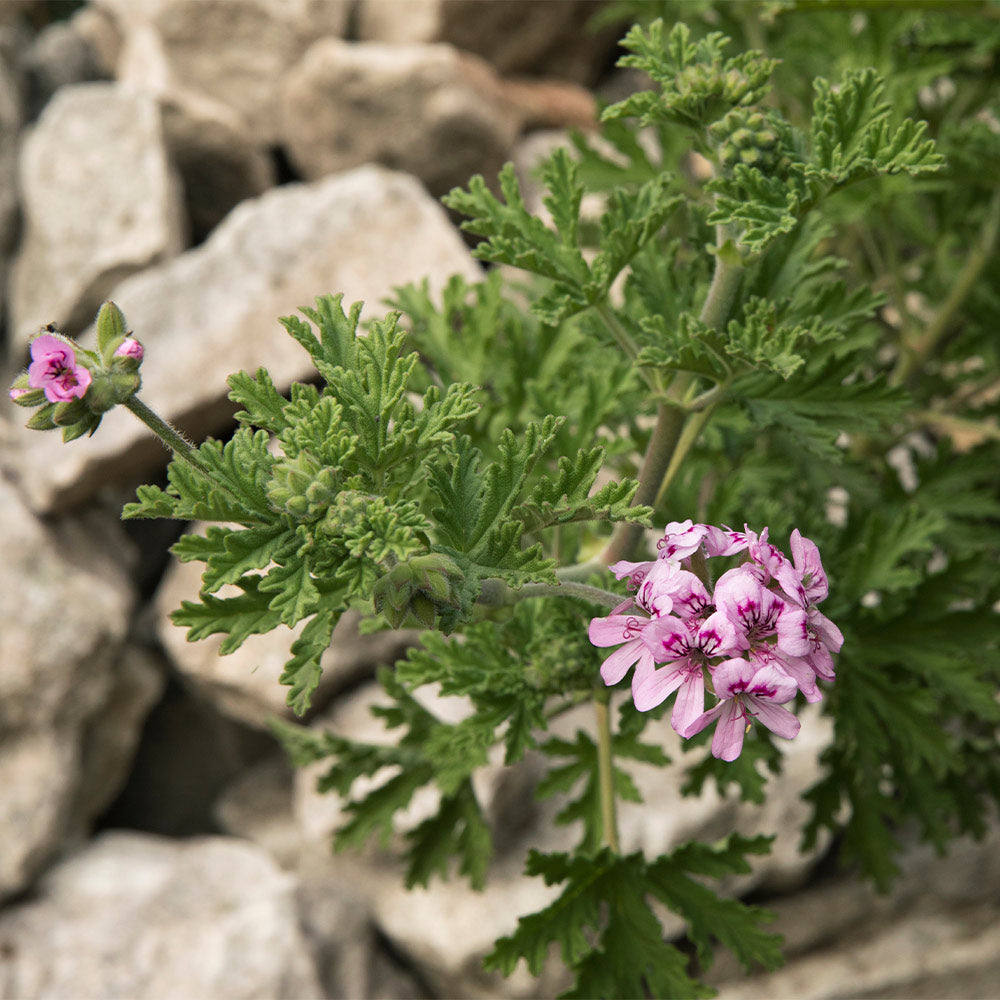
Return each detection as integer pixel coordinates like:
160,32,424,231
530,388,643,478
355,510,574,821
0,2,997,998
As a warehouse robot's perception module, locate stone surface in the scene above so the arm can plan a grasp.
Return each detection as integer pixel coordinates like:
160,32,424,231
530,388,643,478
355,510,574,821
9,82,185,342
0,478,139,898
0,27,25,358
357,0,618,85
156,539,419,727
159,89,276,243
23,14,109,120
0,831,325,999
711,824,1000,1000
280,39,521,199
99,0,352,143
6,164,482,514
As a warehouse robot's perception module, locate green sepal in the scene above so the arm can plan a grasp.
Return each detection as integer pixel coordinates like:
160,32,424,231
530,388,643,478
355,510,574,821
25,403,59,430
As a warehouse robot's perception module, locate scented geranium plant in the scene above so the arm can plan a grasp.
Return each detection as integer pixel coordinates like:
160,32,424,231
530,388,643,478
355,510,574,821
11,7,1000,997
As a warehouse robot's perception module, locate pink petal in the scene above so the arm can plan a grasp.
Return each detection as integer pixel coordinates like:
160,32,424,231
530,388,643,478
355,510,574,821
711,701,747,761
29,334,72,362
589,615,640,648
749,698,801,740
599,639,646,685
776,605,811,657
746,662,798,703
632,663,685,711
772,654,822,703
679,701,723,740
670,671,705,733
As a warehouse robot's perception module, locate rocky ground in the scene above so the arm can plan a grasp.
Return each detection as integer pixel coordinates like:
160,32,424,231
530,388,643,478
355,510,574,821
1,2,998,997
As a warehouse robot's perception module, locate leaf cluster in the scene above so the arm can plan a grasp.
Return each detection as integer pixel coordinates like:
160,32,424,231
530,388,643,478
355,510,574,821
486,837,782,999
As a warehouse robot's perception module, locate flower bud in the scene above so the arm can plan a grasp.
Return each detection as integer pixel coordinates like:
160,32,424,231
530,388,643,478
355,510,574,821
96,301,129,360
112,337,144,372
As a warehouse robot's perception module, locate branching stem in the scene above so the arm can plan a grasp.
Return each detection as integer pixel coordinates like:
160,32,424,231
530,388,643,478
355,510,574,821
600,225,744,566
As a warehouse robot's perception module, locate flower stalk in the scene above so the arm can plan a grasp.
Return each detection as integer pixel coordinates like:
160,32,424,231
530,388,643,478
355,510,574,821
594,688,620,853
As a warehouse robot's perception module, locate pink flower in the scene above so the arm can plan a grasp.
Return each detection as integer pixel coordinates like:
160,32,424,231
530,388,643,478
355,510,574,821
713,567,810,658
657,519,710,560
682,658,801,761
113,337,144,362
632,611,740,732
9,386,30,401
775,529,829,607
27,334,91,403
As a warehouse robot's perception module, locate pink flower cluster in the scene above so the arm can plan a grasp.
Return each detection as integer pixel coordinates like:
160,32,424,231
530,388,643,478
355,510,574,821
589,521,842,761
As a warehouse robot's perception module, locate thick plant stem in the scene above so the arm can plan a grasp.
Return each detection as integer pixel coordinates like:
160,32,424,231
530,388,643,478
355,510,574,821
594,689,620,852
600,232,744,566
601,402,684,566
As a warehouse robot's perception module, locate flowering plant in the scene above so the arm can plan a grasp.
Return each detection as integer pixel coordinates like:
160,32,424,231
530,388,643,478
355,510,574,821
10,9,1000,997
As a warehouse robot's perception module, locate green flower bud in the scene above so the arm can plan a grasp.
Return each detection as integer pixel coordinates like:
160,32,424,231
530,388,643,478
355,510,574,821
96,301,129,361
372,552,466,630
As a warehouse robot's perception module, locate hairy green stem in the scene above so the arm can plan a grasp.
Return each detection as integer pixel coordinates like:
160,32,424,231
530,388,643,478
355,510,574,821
477,578,624,609
124,395,200,464
594,689,620,852
123,396,260,518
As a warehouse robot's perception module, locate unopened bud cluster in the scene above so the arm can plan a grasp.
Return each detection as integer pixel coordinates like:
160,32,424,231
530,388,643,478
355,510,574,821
590,520,842,761
8,301,143,441
708,107,793,174
372,552,466,630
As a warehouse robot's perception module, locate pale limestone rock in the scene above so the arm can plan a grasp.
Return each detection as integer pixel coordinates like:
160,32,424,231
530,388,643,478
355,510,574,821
98,0,351,143
0,29,25,354
0,831,325,1000
9,82,185,342
8,165,482,514
159,89,276,242
0,478,139,898
280,39,521,198
357,0,617,85
712,824,1000,1000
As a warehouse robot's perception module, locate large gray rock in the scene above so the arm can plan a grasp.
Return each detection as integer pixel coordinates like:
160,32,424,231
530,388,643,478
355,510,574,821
8,82,185,342
159,90,276,243
0,28,25,359
711,824,1000,1000
7,164,482,514
0,831,325,999
0,479,144,899
99,0,351,143
280,39,521,198
357,0,618,86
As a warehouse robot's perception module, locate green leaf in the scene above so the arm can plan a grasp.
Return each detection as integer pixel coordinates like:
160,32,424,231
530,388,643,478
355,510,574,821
487,844,779,999
647,835,783,973
808,68,943,186
404,781,492,891
603,21,778,130
512,447,652,533
171,576,283,654
228,368,289,434
279,603,341,714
